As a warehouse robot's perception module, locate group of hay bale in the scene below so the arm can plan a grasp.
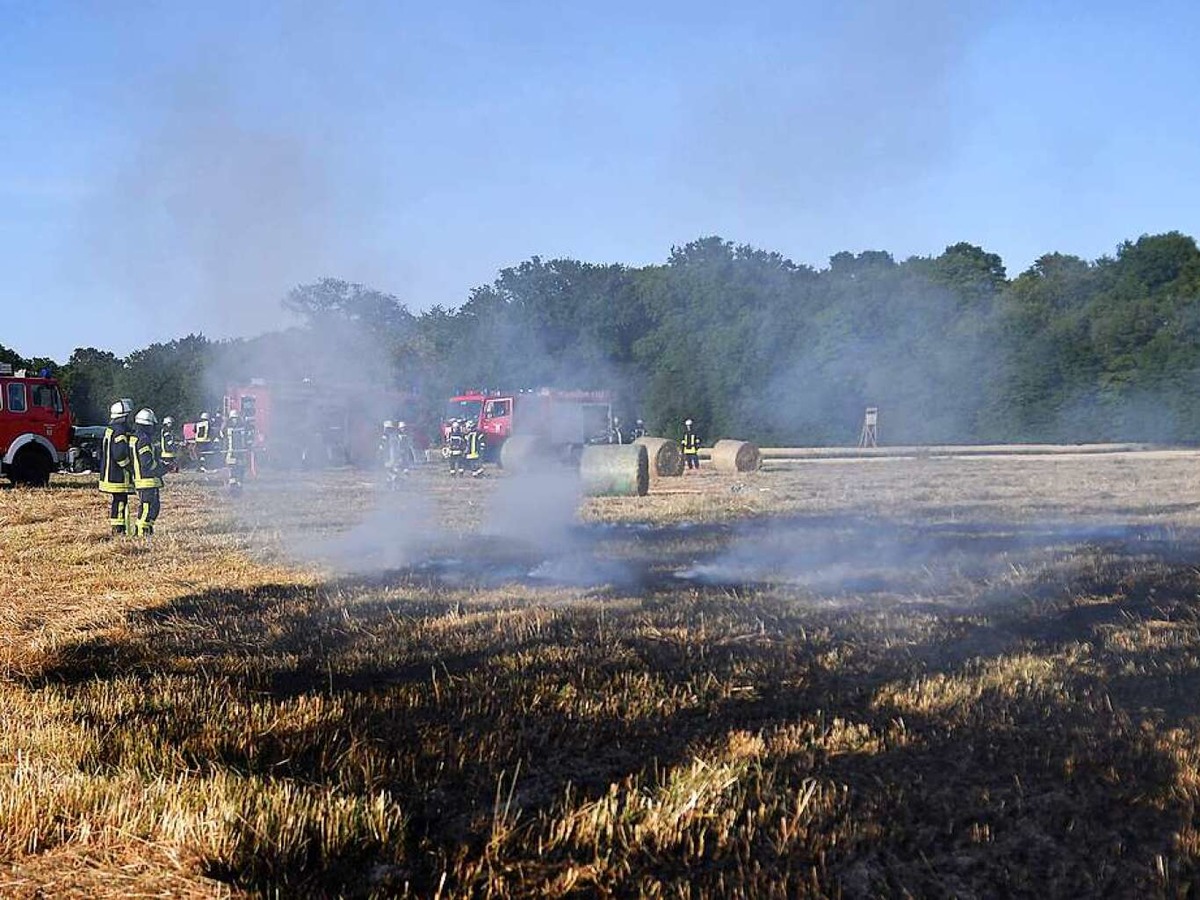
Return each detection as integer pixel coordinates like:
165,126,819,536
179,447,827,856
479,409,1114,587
580,436,760,497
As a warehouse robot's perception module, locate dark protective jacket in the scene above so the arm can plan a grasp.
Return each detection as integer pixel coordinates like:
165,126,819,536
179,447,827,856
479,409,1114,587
98,420,132,494
225,424,248,465
465,430,486,460
682,430,701,455
159,427,177,460
448,432,466,457
129,428,165,490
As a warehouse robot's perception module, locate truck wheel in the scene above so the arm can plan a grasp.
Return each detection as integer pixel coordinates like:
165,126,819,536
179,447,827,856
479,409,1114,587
11,446,53,487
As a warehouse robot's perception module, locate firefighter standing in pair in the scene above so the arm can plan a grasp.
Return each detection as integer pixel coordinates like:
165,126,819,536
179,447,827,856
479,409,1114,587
129,408,167,536
682,418,702,471
98,399,134,535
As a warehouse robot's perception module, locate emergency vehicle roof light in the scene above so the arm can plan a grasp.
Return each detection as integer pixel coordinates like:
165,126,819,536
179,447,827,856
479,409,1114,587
0,363,11,376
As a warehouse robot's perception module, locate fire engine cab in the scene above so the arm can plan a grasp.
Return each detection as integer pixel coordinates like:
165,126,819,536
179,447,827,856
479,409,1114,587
0,363,73,486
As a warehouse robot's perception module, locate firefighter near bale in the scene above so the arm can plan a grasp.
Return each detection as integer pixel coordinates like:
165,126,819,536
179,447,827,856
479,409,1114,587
225,409,250,494
159,416,179,472
446,419,466,476
98,398,135,535
609,417,625,445
681,418,702,471
631,418,647,440
129,408,167,536
464,419,486,477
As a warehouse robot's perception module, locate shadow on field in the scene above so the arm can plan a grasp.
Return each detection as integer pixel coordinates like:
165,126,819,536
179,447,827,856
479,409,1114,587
26,513,1200,896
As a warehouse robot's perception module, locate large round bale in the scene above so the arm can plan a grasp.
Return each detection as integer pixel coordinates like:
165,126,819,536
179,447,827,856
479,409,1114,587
580,444,649,496
633,436,684,477
710,439,761,473
499,435,553,472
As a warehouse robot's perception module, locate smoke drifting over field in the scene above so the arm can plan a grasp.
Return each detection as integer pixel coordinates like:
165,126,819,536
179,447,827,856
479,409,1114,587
81,73,344,343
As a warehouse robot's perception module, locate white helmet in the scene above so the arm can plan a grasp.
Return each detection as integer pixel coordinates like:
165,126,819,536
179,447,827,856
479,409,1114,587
200,412,210,421
383,420,395,429
685,419,694,427
229,409,240,420
162,416,174,427
134,408,157,427
396,421,406,430
109,400,132,420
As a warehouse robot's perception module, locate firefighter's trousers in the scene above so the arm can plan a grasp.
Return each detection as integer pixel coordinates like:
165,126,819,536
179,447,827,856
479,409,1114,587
109,493,132,535
135,488,160,536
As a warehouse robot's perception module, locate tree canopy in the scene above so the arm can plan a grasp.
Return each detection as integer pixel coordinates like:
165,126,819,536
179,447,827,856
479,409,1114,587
20,230,1200,445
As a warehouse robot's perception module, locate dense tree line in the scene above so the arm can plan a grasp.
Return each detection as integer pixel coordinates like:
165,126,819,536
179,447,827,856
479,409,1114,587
8,230,1200,444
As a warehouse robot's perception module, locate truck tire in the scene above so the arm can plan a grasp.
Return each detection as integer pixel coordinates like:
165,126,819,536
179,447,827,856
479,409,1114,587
10,445,53,487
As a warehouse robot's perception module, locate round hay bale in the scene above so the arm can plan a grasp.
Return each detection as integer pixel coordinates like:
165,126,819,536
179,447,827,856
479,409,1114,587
499,435,553,472
710,439,761,473
633,437,684,477
580,444,649,497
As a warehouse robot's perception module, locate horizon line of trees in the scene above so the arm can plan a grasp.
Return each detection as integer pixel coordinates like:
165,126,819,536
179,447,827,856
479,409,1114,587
6,229,1200,445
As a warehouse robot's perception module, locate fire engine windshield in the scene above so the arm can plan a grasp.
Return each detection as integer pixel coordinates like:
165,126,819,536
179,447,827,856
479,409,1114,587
444,399,482,424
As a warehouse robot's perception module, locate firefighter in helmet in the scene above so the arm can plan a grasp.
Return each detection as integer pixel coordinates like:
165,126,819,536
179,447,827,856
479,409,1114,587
195,412,212,471
396,421,418,468
159,416,179,472
681,418,702,471
129,408,166,536
379,420,403,489
464,418,486,477
447,419,466,476
631,418,647,440
609,416,625,445
98,398,135,535
225,408,249,494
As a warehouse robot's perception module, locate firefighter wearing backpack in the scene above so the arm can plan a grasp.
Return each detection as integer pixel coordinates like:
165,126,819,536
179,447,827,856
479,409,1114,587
129,408,167,536
98,398,135,535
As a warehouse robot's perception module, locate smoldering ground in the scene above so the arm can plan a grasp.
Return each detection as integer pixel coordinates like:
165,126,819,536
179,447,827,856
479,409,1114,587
218,462,1198,619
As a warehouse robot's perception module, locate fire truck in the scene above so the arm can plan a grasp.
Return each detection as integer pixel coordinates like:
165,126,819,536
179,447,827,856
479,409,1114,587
0,363,74,486
194,378,417,469
442,388,613,462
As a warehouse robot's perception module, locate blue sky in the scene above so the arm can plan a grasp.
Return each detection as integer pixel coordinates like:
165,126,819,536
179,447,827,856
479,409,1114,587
3,1,1199,361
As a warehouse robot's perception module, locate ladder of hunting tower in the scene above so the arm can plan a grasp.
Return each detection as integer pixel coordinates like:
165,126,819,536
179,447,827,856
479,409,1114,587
858,407,878,448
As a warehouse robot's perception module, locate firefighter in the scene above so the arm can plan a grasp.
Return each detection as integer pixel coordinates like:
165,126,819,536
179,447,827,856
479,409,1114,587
631,418,647,440
195,412,212,471
464,419,486,477
129,408,166,536
396,421,418,468
98,398,135,535
379,420,403,489
610,416,625,445
447,419,466,476
681,418,702,471
225,408,249,494
159,416,179,472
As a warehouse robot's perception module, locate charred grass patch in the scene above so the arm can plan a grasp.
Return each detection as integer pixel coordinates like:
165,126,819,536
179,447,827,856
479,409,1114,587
6,460,1200,895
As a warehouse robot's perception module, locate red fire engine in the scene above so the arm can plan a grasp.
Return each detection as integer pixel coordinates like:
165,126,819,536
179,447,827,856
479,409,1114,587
0,363,74,486
442,388,613,461
208,378,416,468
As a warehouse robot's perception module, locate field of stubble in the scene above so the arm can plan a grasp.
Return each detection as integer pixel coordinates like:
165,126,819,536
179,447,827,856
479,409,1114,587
5,451,1200,897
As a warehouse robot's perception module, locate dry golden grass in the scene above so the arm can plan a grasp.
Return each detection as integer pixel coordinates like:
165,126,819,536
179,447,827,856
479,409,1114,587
4,453,1200,896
